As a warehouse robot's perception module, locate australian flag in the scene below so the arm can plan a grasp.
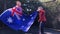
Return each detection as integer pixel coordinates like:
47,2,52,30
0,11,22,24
0,8,38,32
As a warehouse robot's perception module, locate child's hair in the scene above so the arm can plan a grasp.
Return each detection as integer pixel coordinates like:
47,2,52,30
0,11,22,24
15,0,20,2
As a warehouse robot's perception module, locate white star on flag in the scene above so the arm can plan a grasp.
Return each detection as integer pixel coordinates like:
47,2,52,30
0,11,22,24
23,18,25,21
30,14,32,16
7,17,13,23
31,17,34,19
19,26,24,29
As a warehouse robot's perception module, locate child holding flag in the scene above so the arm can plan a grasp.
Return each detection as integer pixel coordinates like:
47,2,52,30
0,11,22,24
11,1,22,20
37,6,46,34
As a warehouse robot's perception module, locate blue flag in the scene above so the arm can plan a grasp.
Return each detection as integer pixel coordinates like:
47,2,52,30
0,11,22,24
0,8,38,32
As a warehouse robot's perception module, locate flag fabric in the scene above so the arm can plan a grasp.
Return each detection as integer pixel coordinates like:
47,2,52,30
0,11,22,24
0,8,38,32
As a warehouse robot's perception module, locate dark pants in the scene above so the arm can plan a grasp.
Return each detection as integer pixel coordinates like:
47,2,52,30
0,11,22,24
39,22,45,34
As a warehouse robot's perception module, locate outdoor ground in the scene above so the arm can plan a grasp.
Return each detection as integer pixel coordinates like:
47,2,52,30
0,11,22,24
0,26,60,34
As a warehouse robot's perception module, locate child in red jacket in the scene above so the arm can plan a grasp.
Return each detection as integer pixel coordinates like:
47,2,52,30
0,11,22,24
37,6,46,34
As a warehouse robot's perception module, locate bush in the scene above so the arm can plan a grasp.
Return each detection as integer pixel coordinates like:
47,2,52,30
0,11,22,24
42,1,60,29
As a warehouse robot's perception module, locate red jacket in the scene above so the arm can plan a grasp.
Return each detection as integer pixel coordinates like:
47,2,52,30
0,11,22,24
38,9,46,22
